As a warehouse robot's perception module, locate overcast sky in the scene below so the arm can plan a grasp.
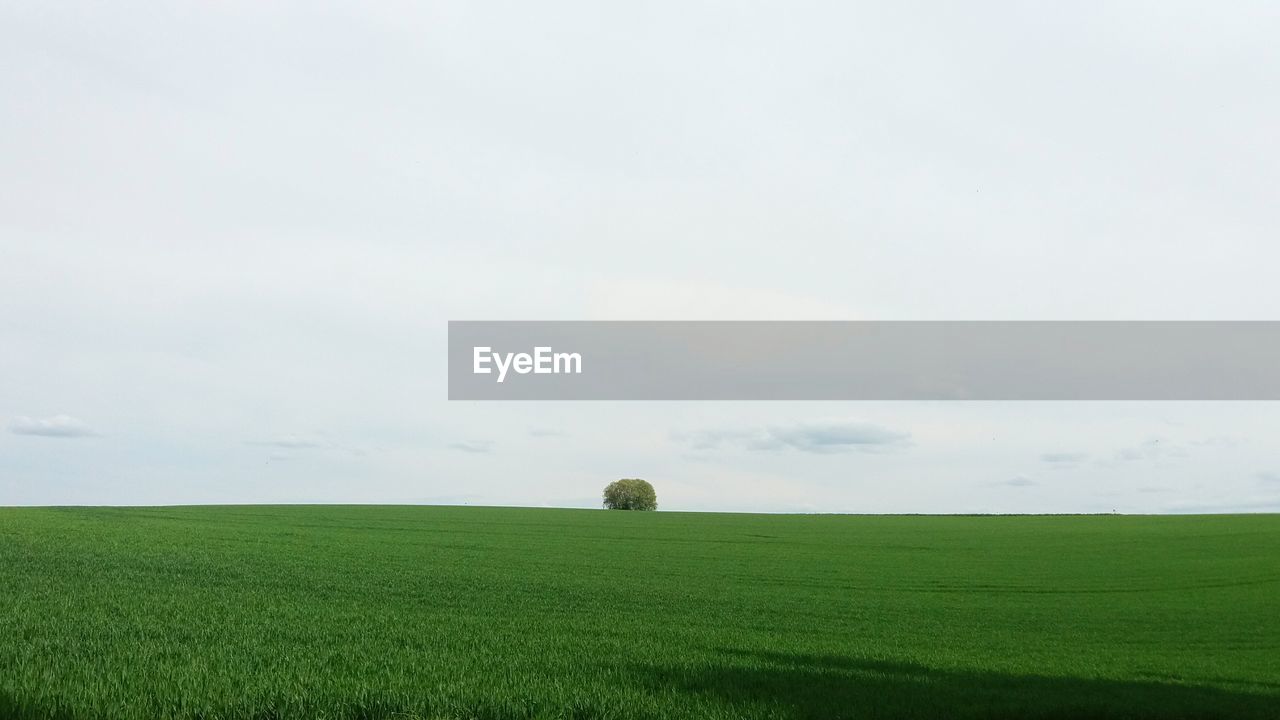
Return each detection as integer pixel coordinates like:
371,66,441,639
3,2,1279,512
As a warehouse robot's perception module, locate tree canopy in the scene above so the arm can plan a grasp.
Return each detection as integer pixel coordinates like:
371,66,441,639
602,478,657,511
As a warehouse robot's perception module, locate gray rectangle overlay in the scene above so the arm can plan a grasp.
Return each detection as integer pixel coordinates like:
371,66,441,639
448,321,1280,400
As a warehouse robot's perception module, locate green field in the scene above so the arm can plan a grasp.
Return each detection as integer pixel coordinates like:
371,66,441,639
2,506,1278,719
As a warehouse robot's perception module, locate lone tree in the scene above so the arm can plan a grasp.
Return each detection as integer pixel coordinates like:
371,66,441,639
603,478,657,511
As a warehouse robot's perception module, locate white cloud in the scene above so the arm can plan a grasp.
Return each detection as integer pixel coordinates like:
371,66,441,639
8,415,96,438
1110,438,1188,463
247,435,326,449
1040,452,1088,465
448,440,494,454
677,419,909,455
585,279,857,321
529,428,567,438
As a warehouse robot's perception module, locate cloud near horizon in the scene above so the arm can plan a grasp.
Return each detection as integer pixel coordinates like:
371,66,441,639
8,415,96,438
246,435,327,449
1041,452,1088,466
678,420,909,455
528,428,567,439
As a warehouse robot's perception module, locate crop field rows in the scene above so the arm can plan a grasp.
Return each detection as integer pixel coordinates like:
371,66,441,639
1,506,1278,719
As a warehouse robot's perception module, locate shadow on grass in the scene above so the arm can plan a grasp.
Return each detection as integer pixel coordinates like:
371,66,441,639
634,649,1280,720
3,652,1276,720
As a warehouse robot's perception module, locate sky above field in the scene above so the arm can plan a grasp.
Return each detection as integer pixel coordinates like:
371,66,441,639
3,2,1279,512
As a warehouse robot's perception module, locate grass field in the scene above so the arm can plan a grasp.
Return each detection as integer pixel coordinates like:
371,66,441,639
2,506,1278,719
